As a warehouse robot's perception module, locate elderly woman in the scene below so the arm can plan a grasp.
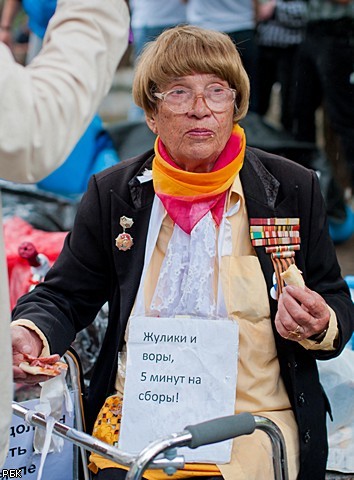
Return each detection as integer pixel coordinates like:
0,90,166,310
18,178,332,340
11,26,353,480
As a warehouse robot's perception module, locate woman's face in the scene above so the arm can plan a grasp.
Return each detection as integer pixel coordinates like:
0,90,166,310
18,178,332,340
146,73,235,173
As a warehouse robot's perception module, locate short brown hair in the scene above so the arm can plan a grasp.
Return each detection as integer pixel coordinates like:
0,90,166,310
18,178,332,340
132,25,250,122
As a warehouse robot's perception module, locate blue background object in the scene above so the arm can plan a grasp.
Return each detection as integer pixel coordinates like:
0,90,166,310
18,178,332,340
37,115,120,196
329,205,354,244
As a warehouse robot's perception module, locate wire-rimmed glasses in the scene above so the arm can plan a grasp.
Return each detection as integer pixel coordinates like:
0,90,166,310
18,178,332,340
153,85,236,114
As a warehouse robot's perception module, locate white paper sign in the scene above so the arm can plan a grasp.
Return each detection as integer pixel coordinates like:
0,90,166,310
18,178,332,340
119,316,239,463
3,398,74,479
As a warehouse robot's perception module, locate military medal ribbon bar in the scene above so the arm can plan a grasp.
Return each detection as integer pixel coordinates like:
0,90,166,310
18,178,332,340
250,217,301,298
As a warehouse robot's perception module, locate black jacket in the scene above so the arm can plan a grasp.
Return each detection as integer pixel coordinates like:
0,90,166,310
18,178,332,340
13,147,354,479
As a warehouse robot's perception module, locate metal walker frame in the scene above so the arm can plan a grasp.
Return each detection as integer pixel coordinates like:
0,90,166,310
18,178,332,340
11,350,289,480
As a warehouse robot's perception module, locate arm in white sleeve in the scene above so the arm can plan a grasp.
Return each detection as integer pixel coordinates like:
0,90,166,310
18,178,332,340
0,0,130,183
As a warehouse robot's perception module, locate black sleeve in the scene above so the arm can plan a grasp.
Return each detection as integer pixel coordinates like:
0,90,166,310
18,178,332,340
301,170,354,358
12,175,110,356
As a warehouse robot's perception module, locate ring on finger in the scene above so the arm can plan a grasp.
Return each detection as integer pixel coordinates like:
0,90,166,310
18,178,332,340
287,325,302,340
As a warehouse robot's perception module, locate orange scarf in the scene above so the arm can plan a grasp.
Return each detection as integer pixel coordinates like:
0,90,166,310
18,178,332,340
152,124,246,234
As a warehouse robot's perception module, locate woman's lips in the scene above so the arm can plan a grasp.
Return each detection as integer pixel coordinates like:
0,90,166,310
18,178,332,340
186,128,214,137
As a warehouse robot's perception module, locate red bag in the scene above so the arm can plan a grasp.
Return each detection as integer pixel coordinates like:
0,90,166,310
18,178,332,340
4,217,67,309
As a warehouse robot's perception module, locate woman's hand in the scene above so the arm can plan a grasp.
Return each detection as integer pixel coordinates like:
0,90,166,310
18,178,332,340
12,325,52,384
275,285,330,342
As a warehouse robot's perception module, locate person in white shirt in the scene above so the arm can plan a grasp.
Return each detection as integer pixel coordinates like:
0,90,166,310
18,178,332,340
0,0,129,467
128,0,187,119
185,0,259,111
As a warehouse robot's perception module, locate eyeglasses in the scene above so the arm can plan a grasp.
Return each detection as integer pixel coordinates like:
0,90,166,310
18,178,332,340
153,85,236,114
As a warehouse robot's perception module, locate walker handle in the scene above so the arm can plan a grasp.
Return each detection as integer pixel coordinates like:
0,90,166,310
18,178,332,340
185,413,255,449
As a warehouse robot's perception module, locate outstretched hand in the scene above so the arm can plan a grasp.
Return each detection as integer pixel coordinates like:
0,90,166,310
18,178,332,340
12,325,52,384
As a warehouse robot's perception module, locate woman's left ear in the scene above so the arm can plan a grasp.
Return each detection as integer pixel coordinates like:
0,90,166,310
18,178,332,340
145,114,158,135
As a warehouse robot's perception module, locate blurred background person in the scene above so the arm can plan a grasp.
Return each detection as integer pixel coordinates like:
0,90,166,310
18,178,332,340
256,0,307,132
0,0,57,63
185,0,259,111
0,0,129,467
1,0,122,197
291,0,354,243
0,0,23,54
128,0,187,120
129,0,187,58
20,0,56,62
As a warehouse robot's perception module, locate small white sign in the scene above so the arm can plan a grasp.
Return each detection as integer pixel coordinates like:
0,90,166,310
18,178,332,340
119,316,239,463
4,398,74,479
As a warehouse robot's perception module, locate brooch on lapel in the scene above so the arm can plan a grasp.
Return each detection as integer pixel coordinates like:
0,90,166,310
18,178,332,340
249,217,301,299
115,216,134,251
